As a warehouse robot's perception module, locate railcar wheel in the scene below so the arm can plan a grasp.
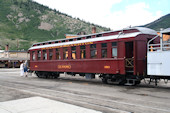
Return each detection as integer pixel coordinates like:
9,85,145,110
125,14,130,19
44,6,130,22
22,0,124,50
47,72,60,79
48,73,54,78
118,79,126,85
54,73,60,79
36,73,41,78
44,73,49,78
36,72,44,78
135,80,141,85
102,78,108,84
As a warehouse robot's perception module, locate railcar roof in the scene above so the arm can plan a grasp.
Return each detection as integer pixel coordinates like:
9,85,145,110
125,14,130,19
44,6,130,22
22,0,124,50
161,28,170,34
29,27,157,50
32,27,157,45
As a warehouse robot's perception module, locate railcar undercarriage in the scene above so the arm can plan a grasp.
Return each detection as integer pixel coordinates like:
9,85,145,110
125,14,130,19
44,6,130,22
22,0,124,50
100,74,141,85
144,76,170,86
35,71,60,79
34,71,142,85
34,71,170,86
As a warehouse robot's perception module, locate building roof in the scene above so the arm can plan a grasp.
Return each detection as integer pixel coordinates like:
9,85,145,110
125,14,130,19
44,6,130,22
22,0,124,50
0,58,29,61
0,50,29,61
0,50,5,53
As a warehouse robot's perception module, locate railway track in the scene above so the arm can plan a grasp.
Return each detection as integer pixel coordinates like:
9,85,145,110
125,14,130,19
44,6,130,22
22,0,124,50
0,74,170,113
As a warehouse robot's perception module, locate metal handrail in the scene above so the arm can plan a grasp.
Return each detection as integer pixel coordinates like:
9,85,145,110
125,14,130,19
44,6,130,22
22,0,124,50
163,43,170,46
148,42,170,51
147,33,170,52
148,47,160,50
147,35,159,51
149,43,161,46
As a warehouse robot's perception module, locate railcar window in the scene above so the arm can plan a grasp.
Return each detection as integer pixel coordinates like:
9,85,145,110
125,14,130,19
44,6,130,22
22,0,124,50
90,44,96,49
112,42,117,58
101,43,107,58
56,48,60,60
71,46,76,59
90,44,97,58
102,43,107,48
80,45,86,59
43,50,47,60
63,48,68,59
86,36,91,39
37,50,41,60
69,39,73,41
32,51,35,61
96,34,103,37
49,49,53,60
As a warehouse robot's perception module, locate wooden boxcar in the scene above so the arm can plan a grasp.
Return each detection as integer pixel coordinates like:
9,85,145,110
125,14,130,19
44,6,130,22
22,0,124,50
28,27,157,85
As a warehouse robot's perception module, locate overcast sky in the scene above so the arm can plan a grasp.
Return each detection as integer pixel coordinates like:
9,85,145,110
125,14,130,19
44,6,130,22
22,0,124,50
33,0,170,30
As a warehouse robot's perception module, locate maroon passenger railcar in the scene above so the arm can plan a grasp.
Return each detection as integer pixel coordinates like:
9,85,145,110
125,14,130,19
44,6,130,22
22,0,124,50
28,27,157,85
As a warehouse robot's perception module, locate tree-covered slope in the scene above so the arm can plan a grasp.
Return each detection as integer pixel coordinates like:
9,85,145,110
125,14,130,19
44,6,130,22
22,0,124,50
0,0,110,50
143,14,170,31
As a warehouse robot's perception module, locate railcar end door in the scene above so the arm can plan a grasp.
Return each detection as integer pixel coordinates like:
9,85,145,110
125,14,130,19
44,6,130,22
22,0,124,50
125,42,134,75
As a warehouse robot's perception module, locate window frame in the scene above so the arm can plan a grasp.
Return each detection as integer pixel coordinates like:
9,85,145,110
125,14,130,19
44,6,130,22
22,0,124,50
32,51,36,61
101,43,107,58
37,50,41,60
49,49,53,60
90,44,97,58
56,48,60,60
71,46,76,59
43,50,47,60
63,47,68,59
80,45,86,59
112,42,117,58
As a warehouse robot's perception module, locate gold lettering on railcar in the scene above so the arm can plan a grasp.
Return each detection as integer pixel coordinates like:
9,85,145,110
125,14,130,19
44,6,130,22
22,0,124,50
41,42,93,50
35,65,38,68
58,65,71,69
104,66,110,69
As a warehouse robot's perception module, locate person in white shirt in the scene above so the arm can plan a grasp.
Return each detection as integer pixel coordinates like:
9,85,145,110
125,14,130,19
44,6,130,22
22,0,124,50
20,62,24,77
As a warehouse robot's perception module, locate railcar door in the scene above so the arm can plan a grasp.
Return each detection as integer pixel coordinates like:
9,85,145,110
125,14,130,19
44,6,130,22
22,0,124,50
125,42,134,75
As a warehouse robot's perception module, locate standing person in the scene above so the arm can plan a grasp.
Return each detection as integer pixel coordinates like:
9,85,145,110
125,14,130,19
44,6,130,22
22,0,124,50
20,62,24,77
24,60,28,77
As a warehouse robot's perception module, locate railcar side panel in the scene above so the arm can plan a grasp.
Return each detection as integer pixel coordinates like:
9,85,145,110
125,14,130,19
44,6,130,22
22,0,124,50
30,59,125,74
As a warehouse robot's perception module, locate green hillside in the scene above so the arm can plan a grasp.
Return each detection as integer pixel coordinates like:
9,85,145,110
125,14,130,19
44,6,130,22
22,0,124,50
0,0,110,50
143,14,170,31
